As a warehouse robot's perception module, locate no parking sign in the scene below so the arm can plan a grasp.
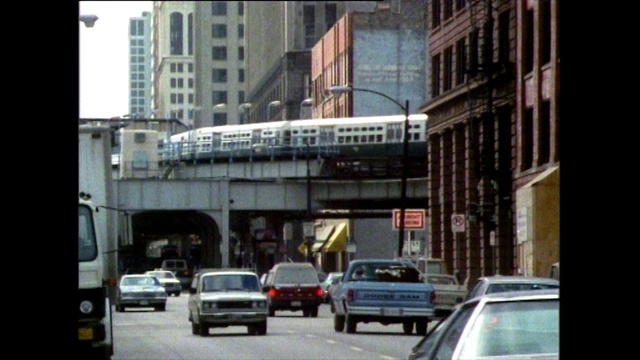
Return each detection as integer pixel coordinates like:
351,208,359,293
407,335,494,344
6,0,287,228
452,214,466,232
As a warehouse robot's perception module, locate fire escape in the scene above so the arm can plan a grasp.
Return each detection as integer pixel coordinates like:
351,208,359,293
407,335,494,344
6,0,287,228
465,0,514,274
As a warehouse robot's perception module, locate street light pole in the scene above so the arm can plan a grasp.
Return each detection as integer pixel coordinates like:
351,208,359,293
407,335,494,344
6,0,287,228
328,85,410,257
267,101,281,121
305,140,313,263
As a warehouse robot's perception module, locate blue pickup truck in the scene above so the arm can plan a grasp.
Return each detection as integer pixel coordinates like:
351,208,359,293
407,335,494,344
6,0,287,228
330,259,436,335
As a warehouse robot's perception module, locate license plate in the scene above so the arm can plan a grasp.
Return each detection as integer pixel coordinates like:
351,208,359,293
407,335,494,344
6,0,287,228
291,301,301,307
79,327,93,340
140,300,149,305
382,308,401,316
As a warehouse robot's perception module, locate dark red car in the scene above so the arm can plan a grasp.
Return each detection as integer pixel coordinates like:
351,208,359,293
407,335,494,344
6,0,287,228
262,262,324,317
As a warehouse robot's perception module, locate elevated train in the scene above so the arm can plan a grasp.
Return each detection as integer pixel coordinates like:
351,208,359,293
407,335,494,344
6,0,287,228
163,114,429,163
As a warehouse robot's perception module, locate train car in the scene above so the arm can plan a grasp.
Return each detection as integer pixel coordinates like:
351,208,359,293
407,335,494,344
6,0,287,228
163,114,428,163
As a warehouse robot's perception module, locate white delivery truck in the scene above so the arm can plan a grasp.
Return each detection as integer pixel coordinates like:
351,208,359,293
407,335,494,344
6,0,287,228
78,124,118,359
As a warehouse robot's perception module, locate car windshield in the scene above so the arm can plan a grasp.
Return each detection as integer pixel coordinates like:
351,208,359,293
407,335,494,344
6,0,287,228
202,274,260,292
458,298,559,357
274,269,319,284
487,282,559,294
122,276,160,286
148,272,175,279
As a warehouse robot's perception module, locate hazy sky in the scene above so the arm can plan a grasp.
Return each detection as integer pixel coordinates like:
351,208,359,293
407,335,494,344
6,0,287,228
79,1,153,119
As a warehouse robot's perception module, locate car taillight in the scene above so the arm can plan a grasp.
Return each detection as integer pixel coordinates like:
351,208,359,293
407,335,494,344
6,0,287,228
315,287,324,297
430,291,436,303
267,289,278,297
347,289,355,303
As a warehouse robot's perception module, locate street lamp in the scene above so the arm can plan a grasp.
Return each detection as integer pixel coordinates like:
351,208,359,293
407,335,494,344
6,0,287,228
267,101,281,121
304,140,313,263
329,85,410,258
79,14,99,28
300,98,313,119
238,103,252,124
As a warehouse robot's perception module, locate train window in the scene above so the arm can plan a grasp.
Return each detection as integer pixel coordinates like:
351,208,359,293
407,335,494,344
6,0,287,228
353,136,359,143
346,136,352,143
338,137,344,144
369,135,375,143
361,135,367,143
354,127,360,132
338,128,344,133
310,129,317,134
346,128,352,132
293,130,299,134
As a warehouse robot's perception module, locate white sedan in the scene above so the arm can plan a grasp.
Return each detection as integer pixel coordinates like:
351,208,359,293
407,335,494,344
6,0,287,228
146,270,183,296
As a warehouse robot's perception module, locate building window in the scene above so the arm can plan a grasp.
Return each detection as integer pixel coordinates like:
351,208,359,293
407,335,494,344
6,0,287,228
238,24,244,38
303,5,316,49
238,46,244,61
432,0,441,28
238,1,244,16
170,63,176,73
170,12,183,55
212,1,227,16
177,63,184,72
498,10,510,65
213,113,227,126
212,24,227,38
443,46,453,92
455,0,466,12
188,78,194,88
238,91,245,103
212,69,228,83
431,53,441,97
541,0,551,65
522,107,533,170
538,100,551,166
212,91,228,105
171,94,177,104
212,46,228,60
325,3,337,30
188,93,194,104
456,38,466,85
469,29,479,77
239,69,245,82
188,13,193,55
525,9,534,73
443,0,453,21
188,63,194,73
178,78,184,88
177,94,184,104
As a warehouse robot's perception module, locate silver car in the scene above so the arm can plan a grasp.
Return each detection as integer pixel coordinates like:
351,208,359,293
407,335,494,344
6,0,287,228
115,274,168,312
406,289,559,360
188,269,268,336
464,275,559,302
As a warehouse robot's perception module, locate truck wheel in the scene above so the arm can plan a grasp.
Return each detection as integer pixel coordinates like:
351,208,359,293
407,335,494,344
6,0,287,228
268,308,275,317
416,319,428,335
174,291,181,297
191,322,199,335
256,321,267,335
311,307,318,318
334,314,345,332
302,309,310,317
403,321,414,335
156,304,166,311
346,314,357,333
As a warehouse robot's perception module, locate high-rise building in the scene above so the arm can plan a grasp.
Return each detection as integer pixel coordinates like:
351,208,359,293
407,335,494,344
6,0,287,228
128,11,153,120
244,1,349,122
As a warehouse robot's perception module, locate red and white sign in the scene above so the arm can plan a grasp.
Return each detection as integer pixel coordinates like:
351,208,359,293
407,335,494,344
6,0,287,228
393,209,426,230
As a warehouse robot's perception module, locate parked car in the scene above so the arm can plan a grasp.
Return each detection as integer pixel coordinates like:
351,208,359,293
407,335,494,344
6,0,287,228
188,268,268,336
145,270,182,296
160,258,193,290
464,275,560,302
406,289,559,360
262,262,324,317
115,274,168,312
320,272,343,303
317,272,328,283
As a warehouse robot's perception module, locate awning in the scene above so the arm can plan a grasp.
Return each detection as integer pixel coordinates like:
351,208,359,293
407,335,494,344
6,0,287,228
298,241,325,255
323,223,347,252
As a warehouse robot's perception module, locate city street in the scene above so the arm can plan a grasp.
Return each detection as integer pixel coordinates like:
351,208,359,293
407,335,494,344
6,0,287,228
112,291,433,360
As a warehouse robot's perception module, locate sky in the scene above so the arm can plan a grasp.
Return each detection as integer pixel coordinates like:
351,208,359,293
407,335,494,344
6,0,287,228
79,1,153,119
